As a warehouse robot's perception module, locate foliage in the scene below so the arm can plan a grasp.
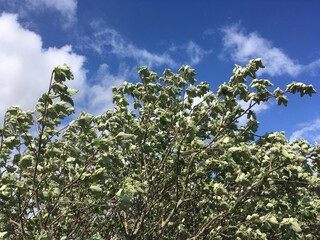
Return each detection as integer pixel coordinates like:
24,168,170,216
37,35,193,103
0,59,319,239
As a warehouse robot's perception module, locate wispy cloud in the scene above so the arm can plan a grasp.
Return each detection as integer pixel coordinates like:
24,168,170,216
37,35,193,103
30,0,77,28
290,119,320,143
0,0,78,29
221,24,320,77
184,41,212,65
79,21,211,68
304,59,320,76
79,21,177,68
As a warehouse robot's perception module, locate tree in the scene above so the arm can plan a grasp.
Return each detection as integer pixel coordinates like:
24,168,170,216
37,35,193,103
0,59,319,239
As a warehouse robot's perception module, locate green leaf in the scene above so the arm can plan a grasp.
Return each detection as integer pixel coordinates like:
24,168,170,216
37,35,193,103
66,157,76,163
281,149,295,159
276,95,288,106
60,95,75,107
90,185,103,192
291,221,302,233
1,59,319,239
273,87,284,96
0,232,8,238
67,88,78,96
286,82,316,97
235,172,246,183
119,195,132,210
116,189,124,197
116,132,135,139
54,63,74,81
268,216,278,225
228,146,241,153
19,155,33,168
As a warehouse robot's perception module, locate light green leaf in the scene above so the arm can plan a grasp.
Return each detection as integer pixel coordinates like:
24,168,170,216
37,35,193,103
235,172,246,183
228,146,241,153
291,221,302,232
90,185,102,192
0,232,8,238
268,216,278,225
281,149,295,159
116,189,123,197
66,157,76,163
67,88,78,95
116,132,135,139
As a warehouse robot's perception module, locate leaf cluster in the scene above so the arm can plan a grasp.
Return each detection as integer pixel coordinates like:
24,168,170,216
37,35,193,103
0,60,319,239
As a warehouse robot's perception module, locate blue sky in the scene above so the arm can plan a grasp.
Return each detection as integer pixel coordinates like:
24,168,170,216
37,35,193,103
0,0,320,142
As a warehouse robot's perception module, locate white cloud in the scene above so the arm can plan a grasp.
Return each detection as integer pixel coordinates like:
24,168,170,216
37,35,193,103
290,119,320,143
80,21,177,68
0,0,77,29
221,24,320,77
237,100,270,126
185,41,212,65
168,41,211,66
0,13,130,120
81,64,127,115
0,13,86,119
304,59,320,76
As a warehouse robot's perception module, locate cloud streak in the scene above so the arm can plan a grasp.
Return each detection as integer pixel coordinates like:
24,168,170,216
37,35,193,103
80,21,176,68
0,0,78,29
186,41,212,65
29,0,77,28
79,21,210,69
290,119,320,143
221,24,320,77
168,41,212,66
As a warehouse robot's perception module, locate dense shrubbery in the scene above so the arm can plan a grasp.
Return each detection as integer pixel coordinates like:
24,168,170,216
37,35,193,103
0,59,319,239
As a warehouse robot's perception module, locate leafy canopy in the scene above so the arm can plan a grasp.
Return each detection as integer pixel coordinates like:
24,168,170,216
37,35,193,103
0,59,319,239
